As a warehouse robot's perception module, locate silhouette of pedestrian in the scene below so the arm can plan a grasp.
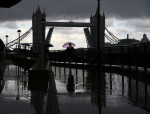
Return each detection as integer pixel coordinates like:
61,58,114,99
66,43,74,63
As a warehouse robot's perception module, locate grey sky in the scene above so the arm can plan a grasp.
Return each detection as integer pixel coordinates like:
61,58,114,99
0,0,150,44
0,0,150,21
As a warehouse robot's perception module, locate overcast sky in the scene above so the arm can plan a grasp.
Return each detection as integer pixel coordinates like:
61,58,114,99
0,0,150,21
0,0,150,49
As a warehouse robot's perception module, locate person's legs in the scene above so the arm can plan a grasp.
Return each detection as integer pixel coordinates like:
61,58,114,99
69,57,71,64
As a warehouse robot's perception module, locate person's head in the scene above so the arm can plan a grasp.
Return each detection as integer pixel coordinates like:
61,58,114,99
69,43,72,46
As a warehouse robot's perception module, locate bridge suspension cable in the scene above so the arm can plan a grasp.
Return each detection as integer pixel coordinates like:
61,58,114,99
105,27,120,44
105,34,117,44
7,27,32,48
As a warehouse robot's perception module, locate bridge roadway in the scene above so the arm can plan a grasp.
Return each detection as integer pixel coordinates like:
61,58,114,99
45,22,96,27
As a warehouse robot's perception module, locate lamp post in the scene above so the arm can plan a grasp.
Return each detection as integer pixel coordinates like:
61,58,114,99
17,30,21,49
5,35,8,47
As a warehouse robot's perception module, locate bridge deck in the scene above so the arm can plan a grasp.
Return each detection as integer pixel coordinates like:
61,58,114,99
46,22,95,27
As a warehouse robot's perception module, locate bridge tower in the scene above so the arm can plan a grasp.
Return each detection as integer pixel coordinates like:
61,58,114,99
32,6,46,51
90,9,105,48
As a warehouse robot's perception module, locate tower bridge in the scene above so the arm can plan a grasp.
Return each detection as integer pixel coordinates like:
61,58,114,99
2,6,150,73
32,6,105,50
1,3,150,114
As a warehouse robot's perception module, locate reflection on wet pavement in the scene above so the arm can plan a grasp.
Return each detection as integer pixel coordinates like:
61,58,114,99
0,65,150,114
52,66,150,114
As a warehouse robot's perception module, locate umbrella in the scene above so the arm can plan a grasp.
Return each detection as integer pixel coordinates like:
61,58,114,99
62,42,76,48
0,0,21,8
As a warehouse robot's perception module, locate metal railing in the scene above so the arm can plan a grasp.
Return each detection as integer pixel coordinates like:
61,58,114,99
49,42,150,72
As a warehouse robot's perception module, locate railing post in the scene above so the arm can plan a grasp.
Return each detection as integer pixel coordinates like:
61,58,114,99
136,80,139,103
59,50,60,64
121,46,124,69
76,50,77,65
128,77,131,97
109,47,112,67
82,69,85,89
144,44,147,72
64,51,66,64
127,46,131,69
122,75,124,95
135,45,138,71
109,72,112,95
145,83,147,105
82,49,84,66
54,51,56,64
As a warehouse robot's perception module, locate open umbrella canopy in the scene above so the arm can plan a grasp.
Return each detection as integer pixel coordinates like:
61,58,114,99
0,0,21,8
62,42,76,48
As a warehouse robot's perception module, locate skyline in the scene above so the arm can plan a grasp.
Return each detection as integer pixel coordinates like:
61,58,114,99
0,0,150,50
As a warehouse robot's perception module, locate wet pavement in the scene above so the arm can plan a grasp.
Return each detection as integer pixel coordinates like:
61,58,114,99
0,64,150,114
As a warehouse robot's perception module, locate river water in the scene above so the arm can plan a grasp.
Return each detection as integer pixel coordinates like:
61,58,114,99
0,65,150,114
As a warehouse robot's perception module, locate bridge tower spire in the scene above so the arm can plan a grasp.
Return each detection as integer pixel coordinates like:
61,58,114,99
32,6,46,51
90,1,105,48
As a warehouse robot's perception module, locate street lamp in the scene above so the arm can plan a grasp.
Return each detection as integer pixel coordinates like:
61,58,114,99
17,30,21,49
5,35,8,47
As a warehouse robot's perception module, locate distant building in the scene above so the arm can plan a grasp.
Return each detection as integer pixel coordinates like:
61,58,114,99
141,34,149,42
117,39,139,45
116,34,139,45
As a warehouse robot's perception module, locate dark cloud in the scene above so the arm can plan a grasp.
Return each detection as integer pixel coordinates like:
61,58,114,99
0,0,149,22
101,0,150,19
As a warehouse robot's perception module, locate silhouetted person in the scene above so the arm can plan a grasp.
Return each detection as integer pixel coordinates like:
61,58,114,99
66,43,74,63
